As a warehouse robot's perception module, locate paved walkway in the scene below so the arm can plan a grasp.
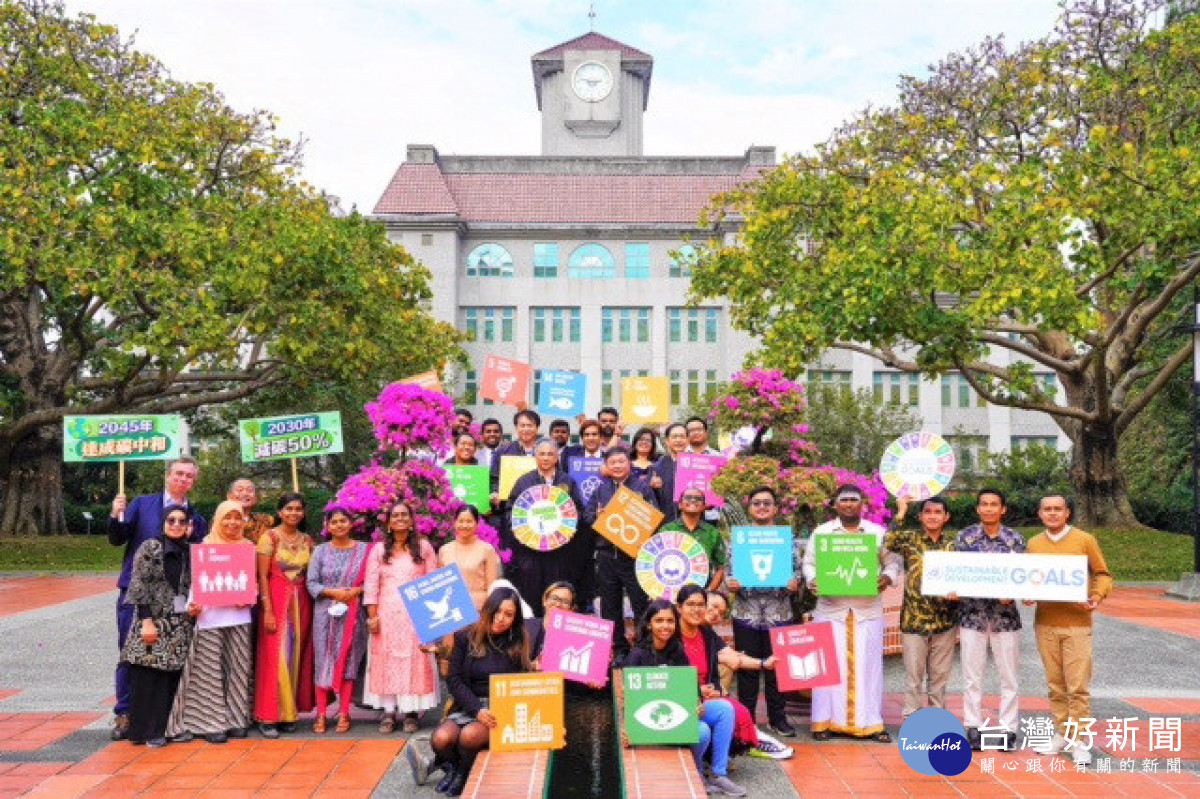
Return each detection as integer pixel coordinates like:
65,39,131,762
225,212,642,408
0,574,1197,797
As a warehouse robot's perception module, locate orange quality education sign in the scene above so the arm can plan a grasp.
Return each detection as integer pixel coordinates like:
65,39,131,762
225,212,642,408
595,485,664,558
489,672,565,752
480,355,531,406
399,371,444,394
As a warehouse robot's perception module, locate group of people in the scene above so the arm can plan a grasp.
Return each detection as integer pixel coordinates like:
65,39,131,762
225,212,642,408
105,409,1114,796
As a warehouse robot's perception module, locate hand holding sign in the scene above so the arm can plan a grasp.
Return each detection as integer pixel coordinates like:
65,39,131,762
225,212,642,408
398,564,479,644
880,431,956,500
595,486,664,558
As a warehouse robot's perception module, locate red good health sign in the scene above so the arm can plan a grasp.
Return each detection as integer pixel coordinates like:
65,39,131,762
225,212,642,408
190,543,258,606
770,621,841,691
481,355,532,406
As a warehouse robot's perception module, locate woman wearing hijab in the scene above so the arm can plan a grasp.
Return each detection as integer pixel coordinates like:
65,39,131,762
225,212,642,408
166,501,256,744
120,504,199,746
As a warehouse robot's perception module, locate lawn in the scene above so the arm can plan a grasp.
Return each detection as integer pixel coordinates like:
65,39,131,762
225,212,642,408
0,535,123,571
1016,526,1194,582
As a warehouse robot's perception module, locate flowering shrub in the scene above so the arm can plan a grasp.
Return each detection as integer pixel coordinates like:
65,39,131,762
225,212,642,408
708,368,808,445
706,368,895,527
365,381,456,458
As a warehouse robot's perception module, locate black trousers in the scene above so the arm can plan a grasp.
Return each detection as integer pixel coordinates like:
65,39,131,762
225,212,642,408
596,549,648,657
126,664,182,742
733,620,788,727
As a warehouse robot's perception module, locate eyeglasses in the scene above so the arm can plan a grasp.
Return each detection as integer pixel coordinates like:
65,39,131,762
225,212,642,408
391,510,412,517
544,595,572,607
681,600,706,609
165,518,189,526
749,499,775,507
680,495,705,504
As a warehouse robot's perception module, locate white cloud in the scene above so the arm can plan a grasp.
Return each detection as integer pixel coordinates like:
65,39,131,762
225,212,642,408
65,0,1066,210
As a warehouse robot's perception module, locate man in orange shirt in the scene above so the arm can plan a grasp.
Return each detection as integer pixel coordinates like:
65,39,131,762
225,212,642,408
1026,494,1113,767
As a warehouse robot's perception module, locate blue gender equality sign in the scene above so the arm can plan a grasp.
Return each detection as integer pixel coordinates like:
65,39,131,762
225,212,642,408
730,525,795,588
537,370,587,417
398,563,479,644
569,456,605,505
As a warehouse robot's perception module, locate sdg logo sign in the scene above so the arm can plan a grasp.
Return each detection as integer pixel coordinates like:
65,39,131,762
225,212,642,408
897,708,972,776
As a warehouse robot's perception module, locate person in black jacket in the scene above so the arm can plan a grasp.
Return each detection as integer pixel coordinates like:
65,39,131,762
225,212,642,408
425,587,530,796
487,409,541,552
582,447,659,659
506,439,588,617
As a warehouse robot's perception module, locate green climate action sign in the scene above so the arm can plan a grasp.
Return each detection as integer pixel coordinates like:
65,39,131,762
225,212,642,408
813,533,879,597
239,412,344,463
622,666,699,745
62,415,184,462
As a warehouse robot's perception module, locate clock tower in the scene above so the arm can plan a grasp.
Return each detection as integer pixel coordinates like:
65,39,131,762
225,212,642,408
531,32,653,157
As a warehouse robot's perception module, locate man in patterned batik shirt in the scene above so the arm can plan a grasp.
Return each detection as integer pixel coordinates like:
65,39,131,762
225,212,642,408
954,488,1026,751
885,495,958,720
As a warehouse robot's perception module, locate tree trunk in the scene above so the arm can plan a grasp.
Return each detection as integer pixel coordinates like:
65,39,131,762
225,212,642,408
1069,420,1141,528
0,425,68,537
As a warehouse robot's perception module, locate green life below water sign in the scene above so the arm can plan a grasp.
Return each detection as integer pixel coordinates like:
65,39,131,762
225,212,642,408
62,415,185,462
239,412,344,463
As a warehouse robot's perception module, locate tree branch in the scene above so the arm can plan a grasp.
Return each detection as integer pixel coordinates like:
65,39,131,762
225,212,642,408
1115,338,1194,436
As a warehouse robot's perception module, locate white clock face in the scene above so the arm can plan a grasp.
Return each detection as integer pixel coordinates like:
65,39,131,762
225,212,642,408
572,61,614,102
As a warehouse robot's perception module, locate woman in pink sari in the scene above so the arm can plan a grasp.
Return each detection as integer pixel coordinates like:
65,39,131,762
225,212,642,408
253,492,314,737
365,500,439,733
307,507,370,733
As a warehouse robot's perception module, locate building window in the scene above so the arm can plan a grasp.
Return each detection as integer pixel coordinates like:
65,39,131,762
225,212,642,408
465,243,514,277
532,307,581,343
669,369,721,407
668,308,719,343
625,243,650,278
463,370,493,406
947,435,990,474
669,244,699,278
1012,436,1059,450
602,368,649,407
941,373,986,408
872,372,920,406
602,307,651,343
421,234,433,246
534,242,559,278
462,307,514,343
807,369,852,386
568,243,615,278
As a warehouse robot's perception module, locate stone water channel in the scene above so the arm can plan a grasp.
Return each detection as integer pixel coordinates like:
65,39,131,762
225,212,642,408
544,685,623,797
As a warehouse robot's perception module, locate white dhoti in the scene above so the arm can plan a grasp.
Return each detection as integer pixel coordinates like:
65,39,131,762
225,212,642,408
810,609,885,737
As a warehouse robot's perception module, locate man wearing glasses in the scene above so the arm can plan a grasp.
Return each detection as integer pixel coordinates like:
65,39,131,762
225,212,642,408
802,484,902,742
724,487,802,737
660,489,726,590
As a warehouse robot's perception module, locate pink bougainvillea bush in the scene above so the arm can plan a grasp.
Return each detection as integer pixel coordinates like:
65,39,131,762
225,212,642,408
329,381,512,560
707,368,892,528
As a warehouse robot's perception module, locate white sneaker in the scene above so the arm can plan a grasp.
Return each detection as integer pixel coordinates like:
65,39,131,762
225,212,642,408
1034,733,1068,755
749,731,793,759
1070,746,1093,767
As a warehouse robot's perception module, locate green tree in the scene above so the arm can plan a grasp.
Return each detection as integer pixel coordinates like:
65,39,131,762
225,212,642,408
0,1,462,536
803,384,919,476
693,0,1199,526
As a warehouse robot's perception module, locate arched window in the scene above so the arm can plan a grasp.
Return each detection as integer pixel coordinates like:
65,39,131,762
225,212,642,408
465,243,514,277
568,243,615,278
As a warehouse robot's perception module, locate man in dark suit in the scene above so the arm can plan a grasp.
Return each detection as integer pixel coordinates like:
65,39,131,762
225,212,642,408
583,446,659,659
106,455,207,740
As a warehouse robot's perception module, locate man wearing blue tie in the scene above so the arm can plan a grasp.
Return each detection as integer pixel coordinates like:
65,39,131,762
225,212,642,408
106,455,208,740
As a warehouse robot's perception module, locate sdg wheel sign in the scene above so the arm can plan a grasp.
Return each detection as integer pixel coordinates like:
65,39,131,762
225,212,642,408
510,484,579,551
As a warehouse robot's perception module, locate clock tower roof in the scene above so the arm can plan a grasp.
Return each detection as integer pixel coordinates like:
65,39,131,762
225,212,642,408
531,30,653,110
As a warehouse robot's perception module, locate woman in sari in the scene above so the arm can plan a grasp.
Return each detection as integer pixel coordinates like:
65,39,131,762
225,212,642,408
307,506,369,733
252,492,314,738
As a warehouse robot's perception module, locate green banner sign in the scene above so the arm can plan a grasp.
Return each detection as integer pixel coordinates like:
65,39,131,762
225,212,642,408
623,666,698,745
445,464,490,512
62,415,185,463
238,412,344,463
813,532,879,596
